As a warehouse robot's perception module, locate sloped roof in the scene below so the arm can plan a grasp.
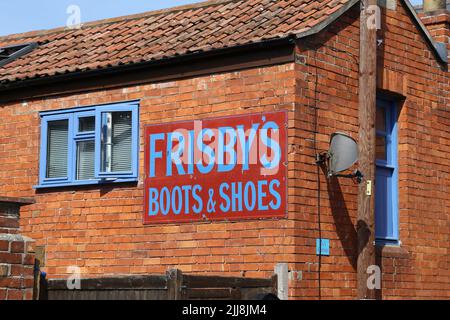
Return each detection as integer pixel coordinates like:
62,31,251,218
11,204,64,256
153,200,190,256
0,0,356,85
0,0,446,87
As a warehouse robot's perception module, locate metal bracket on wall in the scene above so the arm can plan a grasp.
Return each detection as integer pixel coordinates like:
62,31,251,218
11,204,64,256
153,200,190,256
274,263,289,300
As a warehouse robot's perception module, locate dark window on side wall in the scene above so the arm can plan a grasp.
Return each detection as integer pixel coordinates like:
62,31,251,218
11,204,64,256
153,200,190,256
375,98,399,244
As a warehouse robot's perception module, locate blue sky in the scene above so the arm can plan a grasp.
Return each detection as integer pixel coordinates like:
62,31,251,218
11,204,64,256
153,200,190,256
0,0,424,37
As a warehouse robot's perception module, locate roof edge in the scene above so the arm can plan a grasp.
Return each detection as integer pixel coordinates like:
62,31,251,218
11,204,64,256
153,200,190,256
0,0,233,42
296,0,360,39
293,0,447,65
0,0,446,91
402,0,448,64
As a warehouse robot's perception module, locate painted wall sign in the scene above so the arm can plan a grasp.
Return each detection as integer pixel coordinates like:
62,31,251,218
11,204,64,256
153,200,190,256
143,111,288,224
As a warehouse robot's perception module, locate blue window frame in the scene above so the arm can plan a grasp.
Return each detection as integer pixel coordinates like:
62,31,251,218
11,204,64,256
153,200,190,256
37,101,139,188
375,98,399,244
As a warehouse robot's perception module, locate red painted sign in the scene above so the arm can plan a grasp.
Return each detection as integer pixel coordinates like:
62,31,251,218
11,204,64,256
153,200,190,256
143,111,287,224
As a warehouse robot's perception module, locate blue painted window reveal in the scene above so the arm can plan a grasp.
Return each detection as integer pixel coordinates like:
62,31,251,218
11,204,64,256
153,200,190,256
37,101,139,188
375,98,399,244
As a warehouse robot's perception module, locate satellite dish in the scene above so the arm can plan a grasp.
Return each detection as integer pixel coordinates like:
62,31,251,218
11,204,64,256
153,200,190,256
316,132,363,183
328,133,359,177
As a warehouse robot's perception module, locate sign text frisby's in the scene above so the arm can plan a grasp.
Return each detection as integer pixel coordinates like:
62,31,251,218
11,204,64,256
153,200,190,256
144,111,287,224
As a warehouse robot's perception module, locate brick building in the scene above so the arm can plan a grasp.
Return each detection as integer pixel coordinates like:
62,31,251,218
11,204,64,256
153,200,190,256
0,0,448,299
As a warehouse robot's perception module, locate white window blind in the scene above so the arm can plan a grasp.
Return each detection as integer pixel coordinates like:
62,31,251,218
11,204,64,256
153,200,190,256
76,140,95,180
101,111,132,173
112,111,132,172
46,120,69,178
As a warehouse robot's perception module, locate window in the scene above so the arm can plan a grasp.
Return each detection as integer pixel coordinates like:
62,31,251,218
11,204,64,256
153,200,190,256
37,101,139,188
375,98,399,244
0,43,38,68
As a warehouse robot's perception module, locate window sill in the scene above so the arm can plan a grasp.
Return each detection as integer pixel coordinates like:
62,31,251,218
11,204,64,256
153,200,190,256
375,239,400,247
34,178,138,189
375,241,409,259
375,161,395,169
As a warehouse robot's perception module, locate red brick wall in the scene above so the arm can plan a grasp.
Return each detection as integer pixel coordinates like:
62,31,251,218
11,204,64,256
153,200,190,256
380,3,449,299
420,10,450,61
0,204,35,300
289,2,449,299
291,4,361,300
0,64,298,280
0,2,448,300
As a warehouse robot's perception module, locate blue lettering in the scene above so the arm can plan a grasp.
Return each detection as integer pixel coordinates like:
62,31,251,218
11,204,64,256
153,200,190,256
260,121,281,169
187,130,195,175
196,128,215,174
172,186,182,215
237,124,259,171
269,179,281,210
257,180,268,211
244,182,256,211
182,185,192,214
219,183,230,212
149,133,165,178
160,187,170,215
231,182,243,212
148,188,159,216
192,185,203,214
166,132,185,177
217,127,236,172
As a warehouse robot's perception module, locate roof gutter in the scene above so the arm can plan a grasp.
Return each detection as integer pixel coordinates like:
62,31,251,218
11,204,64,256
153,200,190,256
0,37,296,102
0,37,294,89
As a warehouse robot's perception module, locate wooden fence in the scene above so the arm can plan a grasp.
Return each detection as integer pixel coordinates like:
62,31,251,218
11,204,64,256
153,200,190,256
42,269,278,300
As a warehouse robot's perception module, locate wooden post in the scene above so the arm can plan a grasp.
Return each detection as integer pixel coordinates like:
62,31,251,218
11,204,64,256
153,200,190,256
357,0,378,300
166,269,183,300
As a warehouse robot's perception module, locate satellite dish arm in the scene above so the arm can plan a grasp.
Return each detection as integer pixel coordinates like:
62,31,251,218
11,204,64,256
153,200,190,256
333,170,364,184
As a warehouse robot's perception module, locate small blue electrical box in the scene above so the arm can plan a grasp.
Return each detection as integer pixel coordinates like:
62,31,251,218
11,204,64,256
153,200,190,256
316,239,330,256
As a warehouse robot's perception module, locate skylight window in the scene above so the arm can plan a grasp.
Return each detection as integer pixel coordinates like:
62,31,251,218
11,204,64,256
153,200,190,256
0,42,38,68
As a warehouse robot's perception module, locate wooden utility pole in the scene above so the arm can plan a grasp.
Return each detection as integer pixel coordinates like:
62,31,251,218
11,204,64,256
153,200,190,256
357,0,378,300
